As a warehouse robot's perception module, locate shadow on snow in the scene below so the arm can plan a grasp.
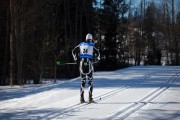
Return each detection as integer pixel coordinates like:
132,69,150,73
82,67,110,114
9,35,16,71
0,66,180,101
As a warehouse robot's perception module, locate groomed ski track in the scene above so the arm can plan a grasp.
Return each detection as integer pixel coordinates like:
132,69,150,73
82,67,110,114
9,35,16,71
0,66,180,120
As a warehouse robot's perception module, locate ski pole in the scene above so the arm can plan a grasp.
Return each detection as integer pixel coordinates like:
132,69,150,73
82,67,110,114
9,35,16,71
57,61,99,65
93,61,99,64
58,62,77,65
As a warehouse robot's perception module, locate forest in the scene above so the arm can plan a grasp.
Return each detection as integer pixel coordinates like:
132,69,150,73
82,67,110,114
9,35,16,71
0,0,180,86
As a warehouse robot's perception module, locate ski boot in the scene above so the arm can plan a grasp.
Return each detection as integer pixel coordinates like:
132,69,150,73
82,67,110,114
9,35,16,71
88,95,94,103
80,96,85,103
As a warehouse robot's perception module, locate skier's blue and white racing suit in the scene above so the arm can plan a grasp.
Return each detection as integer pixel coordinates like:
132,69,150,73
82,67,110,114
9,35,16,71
72,41,100,98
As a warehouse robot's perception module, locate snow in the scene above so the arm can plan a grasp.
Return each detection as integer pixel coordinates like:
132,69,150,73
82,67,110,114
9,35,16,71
0,66,180,120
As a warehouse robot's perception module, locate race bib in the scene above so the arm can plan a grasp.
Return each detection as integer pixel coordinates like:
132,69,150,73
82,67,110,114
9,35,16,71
79,42,94,59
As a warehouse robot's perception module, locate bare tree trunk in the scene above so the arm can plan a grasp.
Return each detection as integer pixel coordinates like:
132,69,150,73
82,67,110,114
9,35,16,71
80,0,86,40
20,9,24,86
9,0,15,87
11,1,25,86
171,0,179,65
1,1,10,85
54,54,57,83
75,1,78,43
164,3,169,65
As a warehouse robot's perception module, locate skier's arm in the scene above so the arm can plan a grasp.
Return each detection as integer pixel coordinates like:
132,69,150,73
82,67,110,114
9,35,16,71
72,45,80,61
93,47,100,61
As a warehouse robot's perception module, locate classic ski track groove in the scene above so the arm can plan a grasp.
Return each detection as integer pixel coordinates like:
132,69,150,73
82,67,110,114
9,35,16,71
45,70,166,119
1,68,180,120
108,72,180,120
41,70,179,119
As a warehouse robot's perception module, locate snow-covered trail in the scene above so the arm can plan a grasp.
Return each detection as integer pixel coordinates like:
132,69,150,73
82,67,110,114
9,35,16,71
0,66,180,120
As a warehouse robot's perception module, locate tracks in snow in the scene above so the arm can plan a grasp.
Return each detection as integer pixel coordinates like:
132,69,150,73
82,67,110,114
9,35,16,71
45,69,175,119
39,68,180,120
107,72,180,120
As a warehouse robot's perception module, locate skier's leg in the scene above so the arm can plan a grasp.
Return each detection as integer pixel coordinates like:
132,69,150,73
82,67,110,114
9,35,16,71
80,73,86,103
79,59,86,103
88,71,93,102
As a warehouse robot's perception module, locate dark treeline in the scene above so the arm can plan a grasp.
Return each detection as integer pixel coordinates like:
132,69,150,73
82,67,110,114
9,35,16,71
0,0,180,86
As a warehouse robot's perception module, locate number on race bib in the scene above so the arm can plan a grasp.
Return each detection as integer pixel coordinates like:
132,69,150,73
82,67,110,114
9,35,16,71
83,49,88,53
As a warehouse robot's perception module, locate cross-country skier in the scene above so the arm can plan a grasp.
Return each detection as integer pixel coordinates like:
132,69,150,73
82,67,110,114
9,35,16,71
72,33,100,103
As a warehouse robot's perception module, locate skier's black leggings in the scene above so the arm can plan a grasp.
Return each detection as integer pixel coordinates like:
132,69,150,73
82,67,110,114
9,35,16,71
80,71,93,97
79,58,93,98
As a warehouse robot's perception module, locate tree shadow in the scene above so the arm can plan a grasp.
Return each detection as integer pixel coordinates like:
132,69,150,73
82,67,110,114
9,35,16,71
0,66,180,102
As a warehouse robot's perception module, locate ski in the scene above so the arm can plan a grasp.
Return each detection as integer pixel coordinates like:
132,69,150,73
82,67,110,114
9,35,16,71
88,101,97,104
80,101,88,104
79,99,98,104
